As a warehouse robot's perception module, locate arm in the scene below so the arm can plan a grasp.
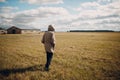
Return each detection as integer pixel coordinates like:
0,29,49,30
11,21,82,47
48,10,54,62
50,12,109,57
41,33,45,44
51,33,56,49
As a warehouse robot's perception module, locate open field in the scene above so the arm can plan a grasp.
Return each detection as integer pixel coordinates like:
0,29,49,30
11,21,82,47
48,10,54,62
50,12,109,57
0,32,120,80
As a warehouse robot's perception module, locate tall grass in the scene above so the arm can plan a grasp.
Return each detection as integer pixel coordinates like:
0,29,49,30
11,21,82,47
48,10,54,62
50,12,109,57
0,32,120,80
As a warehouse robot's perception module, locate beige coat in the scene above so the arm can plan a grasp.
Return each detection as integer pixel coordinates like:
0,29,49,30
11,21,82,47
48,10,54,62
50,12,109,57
41,31,56,53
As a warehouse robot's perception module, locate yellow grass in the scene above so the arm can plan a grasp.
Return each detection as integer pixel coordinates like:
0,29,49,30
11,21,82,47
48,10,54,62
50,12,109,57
0,32,120,80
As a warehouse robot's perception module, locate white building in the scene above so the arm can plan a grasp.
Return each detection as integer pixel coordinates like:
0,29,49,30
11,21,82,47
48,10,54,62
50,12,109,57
0,28,7,34
21,29,40,34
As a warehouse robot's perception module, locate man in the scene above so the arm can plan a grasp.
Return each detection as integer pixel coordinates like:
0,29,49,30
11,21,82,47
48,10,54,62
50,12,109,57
41,25,56,71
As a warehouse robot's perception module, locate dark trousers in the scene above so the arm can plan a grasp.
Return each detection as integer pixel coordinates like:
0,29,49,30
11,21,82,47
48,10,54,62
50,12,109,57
45,52,53,69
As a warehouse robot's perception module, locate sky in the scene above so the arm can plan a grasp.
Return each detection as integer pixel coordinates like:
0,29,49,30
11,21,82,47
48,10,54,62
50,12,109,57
0,0,120,31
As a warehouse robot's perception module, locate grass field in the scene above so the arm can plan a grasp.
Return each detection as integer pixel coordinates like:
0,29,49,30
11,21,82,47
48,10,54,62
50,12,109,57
0,32,120,80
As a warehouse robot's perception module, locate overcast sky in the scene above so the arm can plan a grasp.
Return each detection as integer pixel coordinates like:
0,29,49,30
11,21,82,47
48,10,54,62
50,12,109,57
0,0,120,31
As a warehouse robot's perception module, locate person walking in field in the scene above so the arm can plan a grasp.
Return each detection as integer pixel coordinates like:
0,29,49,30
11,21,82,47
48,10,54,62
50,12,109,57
41,25,56,71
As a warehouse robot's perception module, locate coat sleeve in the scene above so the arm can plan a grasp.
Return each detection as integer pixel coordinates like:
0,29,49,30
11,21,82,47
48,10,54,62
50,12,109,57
41,33,45,44
51,33,56,48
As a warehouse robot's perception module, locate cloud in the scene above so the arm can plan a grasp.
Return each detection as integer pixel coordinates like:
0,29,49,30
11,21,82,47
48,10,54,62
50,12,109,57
0,0,6,2
67,0,120,31
0,7,18,13
97,0,120,3
0,6,69,29
0,7,18,28
98,0,111,2
20,0,63,4
12,7,69,23
81,2,100,8
0,0,120,31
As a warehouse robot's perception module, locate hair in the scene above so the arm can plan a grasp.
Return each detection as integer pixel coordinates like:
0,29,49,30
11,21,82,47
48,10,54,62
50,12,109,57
48,25,55,31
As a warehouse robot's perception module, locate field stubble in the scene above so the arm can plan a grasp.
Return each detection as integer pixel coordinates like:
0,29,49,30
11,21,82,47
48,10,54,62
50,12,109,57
0,32,120,80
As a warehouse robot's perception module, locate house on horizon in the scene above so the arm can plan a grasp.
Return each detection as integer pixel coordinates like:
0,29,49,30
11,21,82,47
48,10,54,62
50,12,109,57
7,26,41,34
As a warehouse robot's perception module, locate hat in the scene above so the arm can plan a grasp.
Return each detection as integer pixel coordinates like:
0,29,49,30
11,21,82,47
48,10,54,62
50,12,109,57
48,25,55,31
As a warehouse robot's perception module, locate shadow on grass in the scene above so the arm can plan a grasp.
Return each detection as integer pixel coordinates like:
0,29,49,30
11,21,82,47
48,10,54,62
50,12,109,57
0,64,44,76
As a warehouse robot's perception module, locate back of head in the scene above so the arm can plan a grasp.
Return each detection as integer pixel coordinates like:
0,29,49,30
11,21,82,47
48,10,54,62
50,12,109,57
48,25,55,31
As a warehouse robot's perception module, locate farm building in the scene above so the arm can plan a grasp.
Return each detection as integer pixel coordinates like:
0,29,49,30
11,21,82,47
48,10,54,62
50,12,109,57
7,26,21,34
7,26,40,34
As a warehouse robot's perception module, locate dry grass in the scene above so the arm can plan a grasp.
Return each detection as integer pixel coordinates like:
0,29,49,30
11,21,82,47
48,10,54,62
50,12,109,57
0,32,120,80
